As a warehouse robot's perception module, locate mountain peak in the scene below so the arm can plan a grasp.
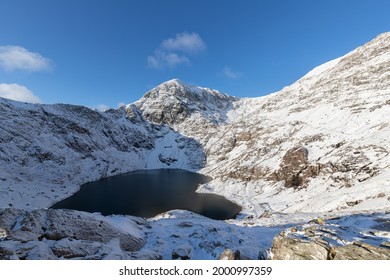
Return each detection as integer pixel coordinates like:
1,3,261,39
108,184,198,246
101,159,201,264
154,78,192,95
155,78,209,95
165,78,185,85
141,79,237,102
134,79,238,126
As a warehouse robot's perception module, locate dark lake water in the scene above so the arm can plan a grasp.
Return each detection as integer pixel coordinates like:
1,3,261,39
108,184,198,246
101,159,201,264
51,169,241,220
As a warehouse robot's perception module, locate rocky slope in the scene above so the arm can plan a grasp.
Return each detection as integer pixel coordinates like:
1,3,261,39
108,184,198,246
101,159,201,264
1,32,390,259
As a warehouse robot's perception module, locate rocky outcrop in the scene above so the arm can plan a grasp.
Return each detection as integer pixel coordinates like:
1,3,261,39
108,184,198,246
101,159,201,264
0,208,148,260
333,242,390,260
269,214,390,260
271,236,390,260
270,235,330,260
268,146,323,188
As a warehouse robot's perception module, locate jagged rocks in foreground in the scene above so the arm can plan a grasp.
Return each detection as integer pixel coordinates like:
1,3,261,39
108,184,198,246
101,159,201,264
0,208,283,260
269,213,390,260
1,209,389,260
0,208,149,260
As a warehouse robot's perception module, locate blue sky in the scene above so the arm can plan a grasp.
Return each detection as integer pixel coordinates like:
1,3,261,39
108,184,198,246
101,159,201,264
0,0,389,110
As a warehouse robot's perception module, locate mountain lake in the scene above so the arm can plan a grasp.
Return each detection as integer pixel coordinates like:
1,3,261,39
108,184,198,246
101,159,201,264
51,169,242,220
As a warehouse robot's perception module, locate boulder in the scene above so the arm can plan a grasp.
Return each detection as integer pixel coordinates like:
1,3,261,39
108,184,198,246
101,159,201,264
0,208,148,260
172,246,192,260
218,248,240,260
270,234,329,260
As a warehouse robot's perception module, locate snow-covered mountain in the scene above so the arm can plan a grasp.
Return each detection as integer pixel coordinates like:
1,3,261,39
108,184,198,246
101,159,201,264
135,78,237,126
1,32,390,259
0,99,205,209
135,33,390,217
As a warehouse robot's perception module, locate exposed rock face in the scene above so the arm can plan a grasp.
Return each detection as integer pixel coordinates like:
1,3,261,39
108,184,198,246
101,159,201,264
0,208,147,260
333,242,390,260
268,146,323,188
271,237,390,260
269,213,390,260
270,235,329,260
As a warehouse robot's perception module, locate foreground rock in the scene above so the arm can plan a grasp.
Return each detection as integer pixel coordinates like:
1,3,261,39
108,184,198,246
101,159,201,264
1,208,389,260
0,208,284,260
0,208,148,260
218,248,240,260
269,214,390,260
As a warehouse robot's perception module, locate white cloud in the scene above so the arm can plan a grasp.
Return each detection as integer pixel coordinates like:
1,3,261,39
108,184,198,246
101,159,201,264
147,32,205,70
147,55,160,69
161,32,206,54
0,45,53,72
0,83,41,103
221,66,243,79
147,50,190,69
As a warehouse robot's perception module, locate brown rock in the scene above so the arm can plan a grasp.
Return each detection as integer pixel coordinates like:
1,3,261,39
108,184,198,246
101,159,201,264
308,218,326,225
377,192,386,198
268,146,322,188
218,248,240,260
269,224,390,260
333,242,390,260
269,234,329,260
